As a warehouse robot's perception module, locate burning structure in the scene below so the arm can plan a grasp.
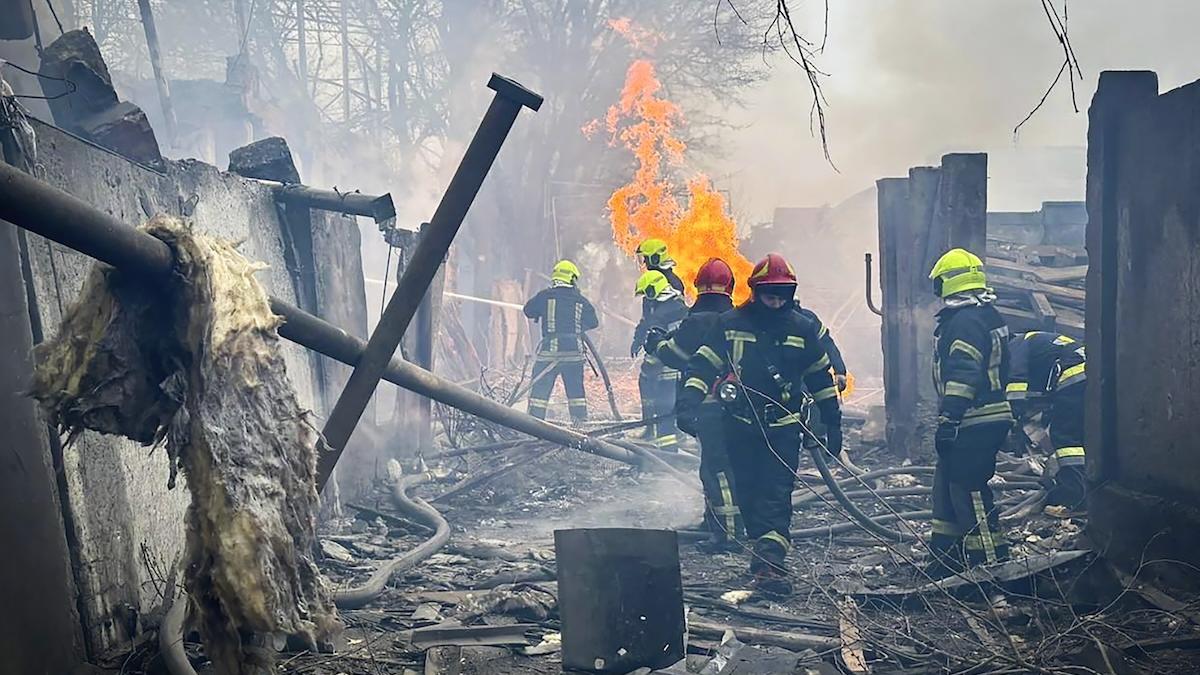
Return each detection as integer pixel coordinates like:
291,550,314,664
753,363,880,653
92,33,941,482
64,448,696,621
3,3,1200,675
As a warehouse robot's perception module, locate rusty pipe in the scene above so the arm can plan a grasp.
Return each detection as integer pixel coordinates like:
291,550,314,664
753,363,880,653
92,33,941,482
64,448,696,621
319,74,543,488
865,252,883,317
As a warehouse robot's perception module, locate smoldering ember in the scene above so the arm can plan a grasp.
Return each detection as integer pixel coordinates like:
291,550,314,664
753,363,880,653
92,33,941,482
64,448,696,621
2,3,1199,675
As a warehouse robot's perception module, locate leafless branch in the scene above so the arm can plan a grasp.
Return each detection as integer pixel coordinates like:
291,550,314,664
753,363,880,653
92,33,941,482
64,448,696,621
1015,0,1084,137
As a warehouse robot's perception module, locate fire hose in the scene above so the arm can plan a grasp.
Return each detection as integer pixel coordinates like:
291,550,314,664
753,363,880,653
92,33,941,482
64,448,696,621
332,471,451,609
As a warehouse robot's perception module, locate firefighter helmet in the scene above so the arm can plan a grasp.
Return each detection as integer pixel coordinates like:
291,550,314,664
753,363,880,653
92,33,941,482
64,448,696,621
637,238,672,269
929,248,987,298
551,259,580,285
695,257,735,296
748,253,797,287
635,270,671,299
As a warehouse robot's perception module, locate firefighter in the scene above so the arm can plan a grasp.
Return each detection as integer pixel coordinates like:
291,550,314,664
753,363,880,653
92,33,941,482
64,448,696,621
927,248,1014,577
523,260,599,424
677,253,842,596
1007,331,1087,511
635,238,685,301
646,258,743,550
634,270,688,452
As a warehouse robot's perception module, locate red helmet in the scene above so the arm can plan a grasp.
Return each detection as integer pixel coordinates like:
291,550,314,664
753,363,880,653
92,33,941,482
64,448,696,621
748,253,797,287
694,257,735,296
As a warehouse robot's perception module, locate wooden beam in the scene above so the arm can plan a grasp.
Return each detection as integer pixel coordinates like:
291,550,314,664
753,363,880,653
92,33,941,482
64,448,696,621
1030,292,1057,330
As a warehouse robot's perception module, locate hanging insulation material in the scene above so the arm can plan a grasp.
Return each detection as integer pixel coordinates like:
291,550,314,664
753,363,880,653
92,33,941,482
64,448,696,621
30,215,340,674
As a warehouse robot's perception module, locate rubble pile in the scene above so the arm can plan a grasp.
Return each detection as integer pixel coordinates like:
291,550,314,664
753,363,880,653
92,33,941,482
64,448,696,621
987,240,1087,340
30,215,340,673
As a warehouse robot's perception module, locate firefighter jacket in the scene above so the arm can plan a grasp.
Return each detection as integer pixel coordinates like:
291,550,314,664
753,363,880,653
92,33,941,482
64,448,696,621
633,266,686,352
638,295,688,370
679,301,841,429
933,300,1014,429
523,285,599,361
654,293,734,373
1006,332,1085,417
797,307,847,375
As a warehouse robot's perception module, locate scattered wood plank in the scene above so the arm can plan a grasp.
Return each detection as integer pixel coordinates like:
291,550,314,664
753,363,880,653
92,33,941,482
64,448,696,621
1030,292,1057,330
839,597,870,673
1108,562,1200,626
688,615,840,651
991,275,1086,306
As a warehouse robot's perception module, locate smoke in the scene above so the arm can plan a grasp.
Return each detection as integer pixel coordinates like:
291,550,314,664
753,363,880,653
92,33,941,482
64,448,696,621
704,0,1200,218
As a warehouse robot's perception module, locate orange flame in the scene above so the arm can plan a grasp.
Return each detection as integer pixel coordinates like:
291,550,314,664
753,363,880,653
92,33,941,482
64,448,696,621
596,57,755,303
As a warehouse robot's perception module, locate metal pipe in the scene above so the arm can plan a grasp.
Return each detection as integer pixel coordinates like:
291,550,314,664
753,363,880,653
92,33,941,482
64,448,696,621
136,0,178,145
865,252,883,317
273,184,396,224
319,74,543,488
0,162,639,470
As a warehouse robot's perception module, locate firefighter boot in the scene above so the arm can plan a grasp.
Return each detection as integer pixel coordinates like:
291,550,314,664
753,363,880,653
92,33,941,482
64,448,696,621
921,533,967,581
749,536,792,598
1046,465,1087,513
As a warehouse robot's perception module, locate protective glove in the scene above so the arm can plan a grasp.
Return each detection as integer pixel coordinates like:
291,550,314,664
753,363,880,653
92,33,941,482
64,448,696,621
644,326,667,354
835,373,849,392
677,410,699,438
935,420,959,456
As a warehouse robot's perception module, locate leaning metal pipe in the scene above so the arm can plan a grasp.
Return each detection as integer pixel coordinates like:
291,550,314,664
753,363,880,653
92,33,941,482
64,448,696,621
320,75,544,488
333,471,450,609
0,162,640,470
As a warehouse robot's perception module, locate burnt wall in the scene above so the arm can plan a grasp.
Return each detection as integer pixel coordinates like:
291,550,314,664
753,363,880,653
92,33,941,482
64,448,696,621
1085,71,1200,591
876,153,988,459
1,118,365,656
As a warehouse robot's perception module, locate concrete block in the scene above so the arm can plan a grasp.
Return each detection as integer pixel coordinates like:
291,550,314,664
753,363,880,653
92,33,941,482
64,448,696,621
228,136,301,184
77,101,163,167
38,29,119,129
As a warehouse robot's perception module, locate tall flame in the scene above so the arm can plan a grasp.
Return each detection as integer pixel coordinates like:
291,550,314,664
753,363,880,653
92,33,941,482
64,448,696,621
593,55,755,302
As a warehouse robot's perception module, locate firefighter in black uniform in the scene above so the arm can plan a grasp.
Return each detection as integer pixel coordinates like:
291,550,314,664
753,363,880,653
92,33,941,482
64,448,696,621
647,258,743,550
927,248,1014,576
634,269,688,452
523,260,599,424
678,253,843,596
1007,331,1087,510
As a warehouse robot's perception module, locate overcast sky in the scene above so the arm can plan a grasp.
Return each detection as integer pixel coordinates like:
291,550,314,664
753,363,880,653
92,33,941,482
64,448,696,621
699,0,1200,220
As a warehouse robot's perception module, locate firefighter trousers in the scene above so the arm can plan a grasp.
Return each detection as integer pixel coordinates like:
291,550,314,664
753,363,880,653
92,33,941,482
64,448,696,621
1047,382,1086,509
527,355,586,423
696,405,743,542
931,422,1012,568
726,418,801,574
639,363,679,452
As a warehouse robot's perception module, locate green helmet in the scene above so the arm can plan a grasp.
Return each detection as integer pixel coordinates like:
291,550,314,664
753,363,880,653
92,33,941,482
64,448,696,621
929,248,987,298
637,238,672,268
635,270,671,299
552,259,580,285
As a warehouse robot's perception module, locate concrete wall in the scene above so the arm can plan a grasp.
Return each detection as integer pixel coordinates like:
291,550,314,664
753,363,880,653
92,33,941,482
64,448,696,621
1085,71,1200,591
876,154,988,459
4,118,366,657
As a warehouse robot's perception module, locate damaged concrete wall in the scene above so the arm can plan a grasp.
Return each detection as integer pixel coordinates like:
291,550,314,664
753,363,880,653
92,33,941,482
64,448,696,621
1085,71,1200,592
5,118,365,655
876,153,988,459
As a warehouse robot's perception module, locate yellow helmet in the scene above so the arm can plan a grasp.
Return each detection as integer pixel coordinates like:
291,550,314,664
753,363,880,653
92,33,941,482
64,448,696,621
635,270,671,299
637,238,672,268
928,248,987,298
551,259,580,285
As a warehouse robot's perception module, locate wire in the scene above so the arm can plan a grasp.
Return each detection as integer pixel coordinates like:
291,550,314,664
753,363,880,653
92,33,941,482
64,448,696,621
1,59,78,100
380,244,392,317
44,0,64,34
